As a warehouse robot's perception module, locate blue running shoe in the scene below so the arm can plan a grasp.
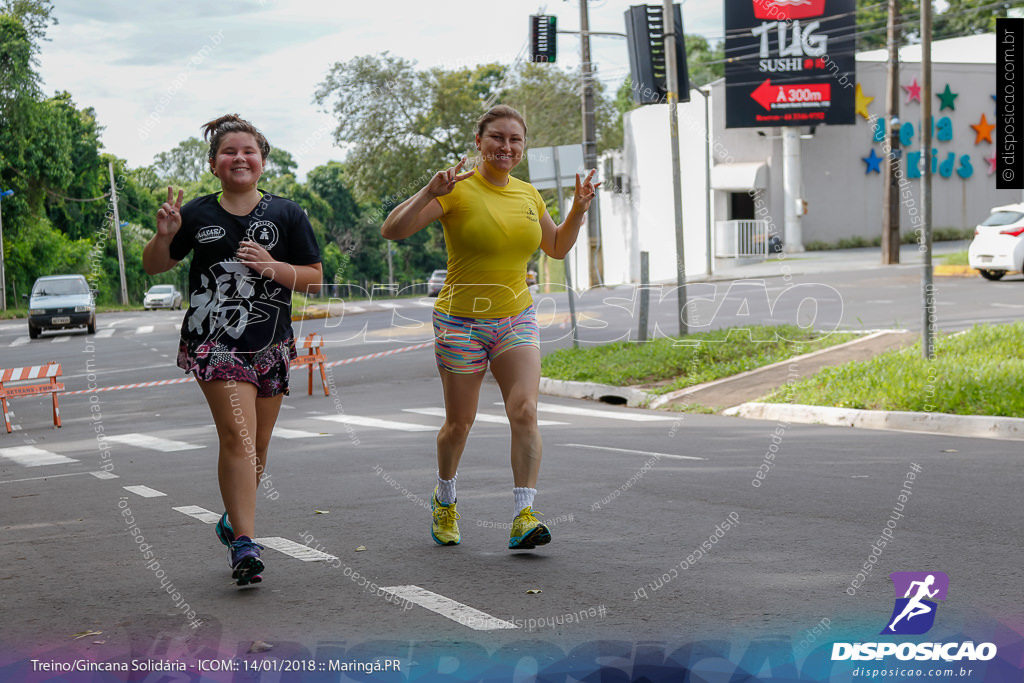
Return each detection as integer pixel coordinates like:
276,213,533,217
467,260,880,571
229,535,265,586
215,512,235,547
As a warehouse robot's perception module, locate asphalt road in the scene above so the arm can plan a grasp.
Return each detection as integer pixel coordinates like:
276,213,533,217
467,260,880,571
0,266,1021,681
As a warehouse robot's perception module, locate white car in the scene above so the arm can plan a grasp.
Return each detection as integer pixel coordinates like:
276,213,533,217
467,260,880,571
968,202,1024,281
143,284,183,310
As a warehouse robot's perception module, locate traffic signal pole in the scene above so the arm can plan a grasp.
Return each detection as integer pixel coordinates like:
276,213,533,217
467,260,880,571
579,0,602,289
663,0,687,336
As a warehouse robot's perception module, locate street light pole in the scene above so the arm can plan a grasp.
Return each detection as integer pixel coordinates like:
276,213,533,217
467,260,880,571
664,0,687,336
0,188,13,312
108,162,129,306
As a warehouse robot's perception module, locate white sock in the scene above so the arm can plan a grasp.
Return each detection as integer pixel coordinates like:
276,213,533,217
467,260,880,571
513,487,537,515
436,473,457,504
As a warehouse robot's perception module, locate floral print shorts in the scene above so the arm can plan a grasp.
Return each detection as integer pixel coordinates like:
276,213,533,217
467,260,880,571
177,338,297,397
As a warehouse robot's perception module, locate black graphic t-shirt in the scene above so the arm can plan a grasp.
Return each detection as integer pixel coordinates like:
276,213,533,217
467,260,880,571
169,191,321,353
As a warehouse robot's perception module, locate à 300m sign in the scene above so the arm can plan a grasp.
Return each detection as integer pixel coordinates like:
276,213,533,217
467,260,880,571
725,0,857,128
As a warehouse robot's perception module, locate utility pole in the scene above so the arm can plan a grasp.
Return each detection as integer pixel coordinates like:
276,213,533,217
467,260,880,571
663,0,687,336
921,0,934,359
882,0,901,264
109,162,129,306
579,0,602,288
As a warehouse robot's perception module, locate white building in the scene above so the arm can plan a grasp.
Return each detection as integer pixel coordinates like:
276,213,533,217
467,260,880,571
574,34,1021,287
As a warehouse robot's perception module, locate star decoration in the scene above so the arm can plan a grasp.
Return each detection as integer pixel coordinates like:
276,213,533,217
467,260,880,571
855,84,874,119
863,149,883,173
902,77,921,104
986,155,997,175
971,114,995,145
937,84,958,111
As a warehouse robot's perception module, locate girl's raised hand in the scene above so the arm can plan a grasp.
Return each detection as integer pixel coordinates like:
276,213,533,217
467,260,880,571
426,157,475,198
156,187,184,238
573,170,601,212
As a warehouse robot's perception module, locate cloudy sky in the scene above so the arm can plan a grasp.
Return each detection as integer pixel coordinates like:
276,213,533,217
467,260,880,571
36,0,722,180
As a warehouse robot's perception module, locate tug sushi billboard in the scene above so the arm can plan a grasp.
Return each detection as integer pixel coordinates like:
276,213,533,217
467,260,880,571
725,0,856,128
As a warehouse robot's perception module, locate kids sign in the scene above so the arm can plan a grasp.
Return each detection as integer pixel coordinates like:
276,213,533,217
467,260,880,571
725,0,856,128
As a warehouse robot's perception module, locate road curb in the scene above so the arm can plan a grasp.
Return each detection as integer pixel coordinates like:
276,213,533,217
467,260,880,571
933,264,977,277
722,402,1024,441
538,378,651,408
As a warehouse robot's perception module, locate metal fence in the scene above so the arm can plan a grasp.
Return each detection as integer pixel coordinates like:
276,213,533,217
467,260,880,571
714,220,772,259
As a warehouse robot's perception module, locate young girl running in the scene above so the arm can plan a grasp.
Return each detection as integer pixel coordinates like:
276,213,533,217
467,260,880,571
381,104,598,550
143,114,322,584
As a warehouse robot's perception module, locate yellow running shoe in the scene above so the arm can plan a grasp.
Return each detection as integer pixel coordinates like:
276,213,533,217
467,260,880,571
431,487,460,546
508,506,551,550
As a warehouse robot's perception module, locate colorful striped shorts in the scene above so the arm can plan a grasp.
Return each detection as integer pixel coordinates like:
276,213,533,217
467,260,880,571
432,305,540,374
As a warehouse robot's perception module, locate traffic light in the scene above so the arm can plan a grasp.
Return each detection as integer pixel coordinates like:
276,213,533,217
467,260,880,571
624,4,690,104
530,15,557,63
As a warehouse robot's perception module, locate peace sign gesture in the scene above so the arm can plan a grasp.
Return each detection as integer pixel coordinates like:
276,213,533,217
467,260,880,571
426,157,475,198
155,186,184,238
572,170,601,213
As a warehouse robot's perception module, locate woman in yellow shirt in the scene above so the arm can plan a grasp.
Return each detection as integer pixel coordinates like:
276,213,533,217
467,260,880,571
382,105,598,550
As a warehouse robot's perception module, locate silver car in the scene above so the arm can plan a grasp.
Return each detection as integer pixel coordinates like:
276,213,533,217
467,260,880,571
27,274,96,339
143,284,183,310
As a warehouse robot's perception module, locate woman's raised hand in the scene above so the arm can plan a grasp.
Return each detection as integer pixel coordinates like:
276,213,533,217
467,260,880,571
426,157,475,198
573,170,601,213
156,187,184,238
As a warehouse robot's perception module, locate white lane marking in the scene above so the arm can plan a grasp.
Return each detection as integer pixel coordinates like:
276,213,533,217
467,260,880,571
865,300,894,304
314,415,435,432
52,336,70,343
136,325,155,335
0,471,90,485
376,303,403,309
0,446,78,467
533,402,675,421
404,407,568,427
272,427,326,439
96,328,116,338
562,443,706,461
257,536,337,562
90,470,119,479
106,434,204,452
173,505,221,523
10,336,30,347
380,585,517,630
346,306,366,313
123,485,166,498
991,303,1024,309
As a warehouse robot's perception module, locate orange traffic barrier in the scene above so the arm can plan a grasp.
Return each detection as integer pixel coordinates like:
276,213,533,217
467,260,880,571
290,333,329,396
0,362,65,433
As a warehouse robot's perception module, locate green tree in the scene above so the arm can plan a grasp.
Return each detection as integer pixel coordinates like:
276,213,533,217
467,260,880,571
856,0,921,50
152,136,208,185
933,0,1016,38
683,34,724,88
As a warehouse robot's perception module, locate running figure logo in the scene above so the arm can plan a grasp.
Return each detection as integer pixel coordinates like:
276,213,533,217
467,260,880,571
881,571,949,635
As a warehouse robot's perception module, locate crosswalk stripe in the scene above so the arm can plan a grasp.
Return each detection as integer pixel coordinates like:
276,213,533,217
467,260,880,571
135,325,155,334
272,427,327,439
173,505,221,523
95,328,116,338
533,402,676,421
403,407,568,427
107,434,204,452
0,446,78,467
52,336,70,343
379,585,517,631
562,443,705,460
123,485,166,498
10,336,30,347
314,415,435,432
90,470,119,479
257,536,337,562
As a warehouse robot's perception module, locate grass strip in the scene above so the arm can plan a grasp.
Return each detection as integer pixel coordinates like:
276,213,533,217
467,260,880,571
540,325,859,396
760,322,1024,417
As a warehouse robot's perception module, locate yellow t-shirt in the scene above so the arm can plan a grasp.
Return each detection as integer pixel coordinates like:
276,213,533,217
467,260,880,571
434,171,545,318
